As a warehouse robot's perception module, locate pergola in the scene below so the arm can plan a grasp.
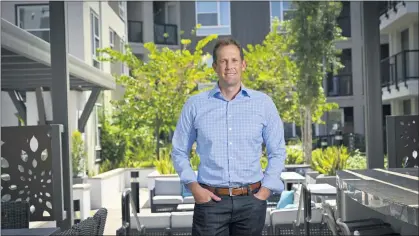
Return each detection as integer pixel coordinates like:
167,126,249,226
1,2,115,229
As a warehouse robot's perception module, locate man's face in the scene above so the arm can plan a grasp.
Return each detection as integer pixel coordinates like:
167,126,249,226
213,44,246,87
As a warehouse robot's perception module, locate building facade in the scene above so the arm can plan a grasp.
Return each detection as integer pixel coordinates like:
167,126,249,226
1,1,127,174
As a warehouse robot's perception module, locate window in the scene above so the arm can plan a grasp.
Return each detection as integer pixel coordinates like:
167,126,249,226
16,4,50,42
91,11,100,69
270,1,296,23
118,1,125,19
195,1,231,36
109,29,115,48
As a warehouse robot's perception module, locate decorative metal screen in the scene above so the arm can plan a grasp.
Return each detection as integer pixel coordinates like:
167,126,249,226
386,115,419,168
1,125,63,221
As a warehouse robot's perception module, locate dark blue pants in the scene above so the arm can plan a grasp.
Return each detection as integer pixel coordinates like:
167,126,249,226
192,194,267,236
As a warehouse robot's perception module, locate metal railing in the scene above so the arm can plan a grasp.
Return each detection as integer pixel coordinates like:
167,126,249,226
381,50,419,90
154,23,178,45
379,1,405,17
117,188,144,236
128,20,143,43
327,74,353,97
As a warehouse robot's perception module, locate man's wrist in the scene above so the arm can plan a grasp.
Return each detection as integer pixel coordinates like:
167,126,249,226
187,182,201,193
258,186,271,199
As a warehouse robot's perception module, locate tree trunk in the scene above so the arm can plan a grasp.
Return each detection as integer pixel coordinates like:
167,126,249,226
155,119,161,160
303,106,313,164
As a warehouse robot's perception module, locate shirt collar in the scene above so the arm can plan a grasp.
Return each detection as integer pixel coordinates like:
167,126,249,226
208,82,251,99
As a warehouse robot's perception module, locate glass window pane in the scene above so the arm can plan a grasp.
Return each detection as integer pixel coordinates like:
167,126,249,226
18,5,50,30
94,16,99,36
220,1,230,26
197,13,218,26
283,1,296,10
197,1,217,13
271,1,281,19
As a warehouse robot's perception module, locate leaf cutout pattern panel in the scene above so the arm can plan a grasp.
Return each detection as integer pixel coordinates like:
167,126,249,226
1,126,56,221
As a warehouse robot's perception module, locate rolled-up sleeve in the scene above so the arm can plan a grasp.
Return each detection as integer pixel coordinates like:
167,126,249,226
261,97,286,194
171,98,197,185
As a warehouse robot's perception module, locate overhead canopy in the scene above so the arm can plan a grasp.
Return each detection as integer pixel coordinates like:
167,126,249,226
1,19,116,92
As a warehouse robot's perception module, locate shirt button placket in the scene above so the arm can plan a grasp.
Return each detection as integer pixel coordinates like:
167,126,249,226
226,102,233,184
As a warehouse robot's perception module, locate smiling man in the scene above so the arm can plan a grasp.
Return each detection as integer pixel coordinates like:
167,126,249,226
171,38,286,236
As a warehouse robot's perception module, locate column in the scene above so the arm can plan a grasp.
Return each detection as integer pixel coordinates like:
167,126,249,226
350,2,365,135
409,23,418,79
50,1,73,229
391,100,403,115
142,1,155,43
363,1,385,168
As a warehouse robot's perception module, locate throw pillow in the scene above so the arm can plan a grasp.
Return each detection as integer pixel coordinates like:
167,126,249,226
181,184,193,197
276,190,294,209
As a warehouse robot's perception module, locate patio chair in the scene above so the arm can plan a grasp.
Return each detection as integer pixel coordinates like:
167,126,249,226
93,208,108,235
53,228,78,235
1,200,30,229
72,217,98,235
335,218,398,235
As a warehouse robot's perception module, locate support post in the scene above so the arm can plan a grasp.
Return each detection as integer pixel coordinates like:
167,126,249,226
78,88,101,132
362,1,384,168
49,1,73,229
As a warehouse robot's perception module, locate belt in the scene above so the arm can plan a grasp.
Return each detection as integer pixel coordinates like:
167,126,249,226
201,181,261,196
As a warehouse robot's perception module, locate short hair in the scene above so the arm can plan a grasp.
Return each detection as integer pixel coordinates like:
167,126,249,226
212,37,244,64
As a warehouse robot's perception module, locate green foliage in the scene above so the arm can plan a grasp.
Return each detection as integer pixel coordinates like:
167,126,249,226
346,150,367,170
154,145,200,174
97,31,218,160
285,145,304,164
71,131,86,177
311,146,349,175
243,18,299,124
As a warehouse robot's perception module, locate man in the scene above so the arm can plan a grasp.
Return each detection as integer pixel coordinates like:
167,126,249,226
171,38,286,236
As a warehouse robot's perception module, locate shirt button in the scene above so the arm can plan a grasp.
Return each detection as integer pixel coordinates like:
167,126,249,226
229,142,232,145
229,128,232,131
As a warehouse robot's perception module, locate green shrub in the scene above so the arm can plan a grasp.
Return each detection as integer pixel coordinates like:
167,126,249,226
71,131,86,177
285,145,304,164
311,146,350,175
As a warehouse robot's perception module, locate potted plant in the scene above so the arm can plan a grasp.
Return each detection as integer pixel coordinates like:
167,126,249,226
72,130,88,184
311,146,350,187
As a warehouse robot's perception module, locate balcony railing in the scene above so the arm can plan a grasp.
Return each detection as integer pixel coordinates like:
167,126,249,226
379,1,405,17
128,20,143,43
327,74,353,97
381,50,419,90
154,23,178,45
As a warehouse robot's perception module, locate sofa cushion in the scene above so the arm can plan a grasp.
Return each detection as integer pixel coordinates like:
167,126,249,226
177,204,195,211
155,178,182,195
171,211,194,228
277,190,294,209
183,196,195,204
270,206,323,225
137,212,171,229
153,196,183,204
181,184,193,198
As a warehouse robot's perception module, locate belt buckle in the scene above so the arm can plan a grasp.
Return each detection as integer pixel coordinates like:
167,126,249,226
229,188,235,196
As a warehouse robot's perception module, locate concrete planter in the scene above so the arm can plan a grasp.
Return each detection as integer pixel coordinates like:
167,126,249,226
73,175,88,185
315,174,337,187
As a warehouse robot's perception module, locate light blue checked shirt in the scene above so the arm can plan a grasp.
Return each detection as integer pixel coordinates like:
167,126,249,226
171,83,286,194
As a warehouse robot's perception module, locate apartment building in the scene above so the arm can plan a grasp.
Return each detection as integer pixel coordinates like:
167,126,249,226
1,1,127,174
126,1,181,59
380,1,419,116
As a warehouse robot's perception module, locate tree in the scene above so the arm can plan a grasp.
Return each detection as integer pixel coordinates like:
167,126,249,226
98,32,218,159
286,1,343,163
243,19,300,124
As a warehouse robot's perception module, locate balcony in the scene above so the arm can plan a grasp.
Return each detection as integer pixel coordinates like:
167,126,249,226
128,20,143,43
379,1,418,33
381,50,419,90
154,23,178,45
379,1,404,17
326,74,353,97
